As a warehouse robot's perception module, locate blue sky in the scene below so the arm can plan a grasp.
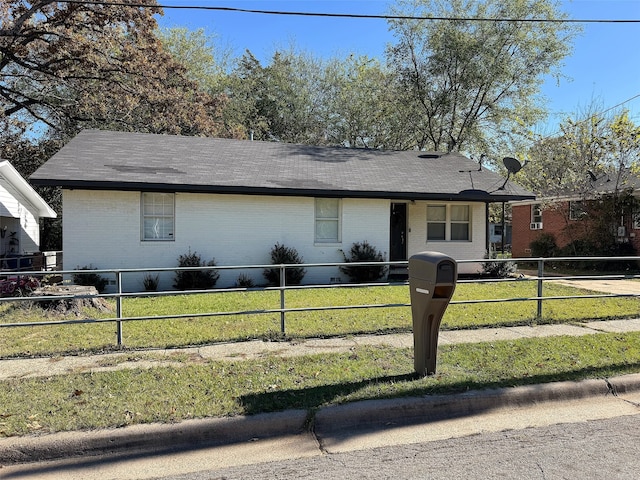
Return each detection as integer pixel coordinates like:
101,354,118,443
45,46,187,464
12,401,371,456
156,1,640,134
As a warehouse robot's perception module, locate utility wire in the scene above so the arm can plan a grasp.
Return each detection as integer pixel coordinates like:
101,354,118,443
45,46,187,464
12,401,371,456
539,93,640,140
54,0,640,24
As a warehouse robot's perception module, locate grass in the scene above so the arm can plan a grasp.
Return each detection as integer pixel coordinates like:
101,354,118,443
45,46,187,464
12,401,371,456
1,280,639,358
1,331,640,437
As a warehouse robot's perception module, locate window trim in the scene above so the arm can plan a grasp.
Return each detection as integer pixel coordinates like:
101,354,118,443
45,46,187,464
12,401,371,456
314,198,342,244
141,192,175,242
426,203,471,242
531,204,543,224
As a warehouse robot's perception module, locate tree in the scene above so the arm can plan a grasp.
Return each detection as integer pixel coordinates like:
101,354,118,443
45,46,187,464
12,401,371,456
157,27,231,96
1,0,225,139
521,108,640,259
521,108,640,197
386,0,579,155
323,55,414,150
224,48,330,143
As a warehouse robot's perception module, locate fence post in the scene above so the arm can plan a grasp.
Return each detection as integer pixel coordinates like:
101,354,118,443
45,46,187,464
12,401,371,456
280,264,286,333
537,258,544,319
116,271,123,347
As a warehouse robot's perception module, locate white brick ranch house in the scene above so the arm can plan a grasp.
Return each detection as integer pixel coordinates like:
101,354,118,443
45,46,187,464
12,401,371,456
30,130,533,291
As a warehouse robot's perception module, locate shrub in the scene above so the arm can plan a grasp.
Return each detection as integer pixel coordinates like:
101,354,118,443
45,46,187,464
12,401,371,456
529,233,558,258
263,243,306,286
481,253,517,278
173,249,219,290
142,273,160,291
339,241,388,283
73,265,108,293
235,273,255,288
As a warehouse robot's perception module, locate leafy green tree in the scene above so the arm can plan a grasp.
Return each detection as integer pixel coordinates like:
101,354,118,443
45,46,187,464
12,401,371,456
323,55,413,149
386,0,579,155
157,27,231,96
521,108,640,261
225,49,329,143
521,109,640,197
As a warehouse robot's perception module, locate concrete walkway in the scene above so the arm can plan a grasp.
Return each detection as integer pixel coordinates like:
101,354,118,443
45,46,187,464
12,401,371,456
2,318,640,381
547,277,640,295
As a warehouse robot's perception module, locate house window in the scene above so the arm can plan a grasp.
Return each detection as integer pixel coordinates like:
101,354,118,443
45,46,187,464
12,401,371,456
427,204,470,241
531,204,542,223
451,205,470,240
142,192,174,241
315,198,341,243
569,201,586,221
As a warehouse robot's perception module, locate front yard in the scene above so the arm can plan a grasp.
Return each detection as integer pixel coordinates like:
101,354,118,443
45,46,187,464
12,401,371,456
1,280,639,358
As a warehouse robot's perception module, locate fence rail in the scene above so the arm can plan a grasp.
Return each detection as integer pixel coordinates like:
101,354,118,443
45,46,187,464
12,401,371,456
1,256,640,348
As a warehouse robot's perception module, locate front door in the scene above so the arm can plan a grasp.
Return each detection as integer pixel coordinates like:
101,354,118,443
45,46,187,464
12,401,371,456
390,203,407,262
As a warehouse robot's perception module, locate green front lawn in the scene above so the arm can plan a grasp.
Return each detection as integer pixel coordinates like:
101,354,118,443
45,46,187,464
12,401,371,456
1,280,638,358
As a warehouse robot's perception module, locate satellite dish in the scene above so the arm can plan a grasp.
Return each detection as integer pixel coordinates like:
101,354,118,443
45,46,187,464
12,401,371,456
503,157,522,174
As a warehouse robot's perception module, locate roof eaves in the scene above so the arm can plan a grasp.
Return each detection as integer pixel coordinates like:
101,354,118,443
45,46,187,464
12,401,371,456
30,178,535,202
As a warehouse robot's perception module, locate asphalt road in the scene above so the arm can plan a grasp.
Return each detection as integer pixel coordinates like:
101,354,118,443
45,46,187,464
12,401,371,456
168,414,640,480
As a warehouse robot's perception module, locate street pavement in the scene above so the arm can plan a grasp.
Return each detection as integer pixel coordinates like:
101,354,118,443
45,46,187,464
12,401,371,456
1,278,640,474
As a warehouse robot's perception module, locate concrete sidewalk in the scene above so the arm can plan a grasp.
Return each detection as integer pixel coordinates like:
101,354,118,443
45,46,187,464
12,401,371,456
2,318,640,381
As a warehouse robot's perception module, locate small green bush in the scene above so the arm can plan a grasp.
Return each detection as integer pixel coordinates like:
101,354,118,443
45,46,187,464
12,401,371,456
340,241,388,283
142,273,160,291
481,253,517,278
173,249,219,290
235,273,255,288
529,233,558,258
263,243,306,286
73,265,108,293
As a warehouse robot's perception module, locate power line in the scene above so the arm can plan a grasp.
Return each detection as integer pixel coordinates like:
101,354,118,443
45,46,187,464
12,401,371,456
540,93,640,140
2,0,638,37
54,1,640,24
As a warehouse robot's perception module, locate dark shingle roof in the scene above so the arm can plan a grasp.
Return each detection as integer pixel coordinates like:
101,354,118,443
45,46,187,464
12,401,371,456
30,130,534,202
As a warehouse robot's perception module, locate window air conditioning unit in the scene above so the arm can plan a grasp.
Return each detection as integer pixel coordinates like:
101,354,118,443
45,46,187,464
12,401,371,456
530,222,543,230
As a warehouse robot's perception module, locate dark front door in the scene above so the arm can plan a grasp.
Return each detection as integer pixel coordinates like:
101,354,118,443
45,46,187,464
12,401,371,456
390,203,407,262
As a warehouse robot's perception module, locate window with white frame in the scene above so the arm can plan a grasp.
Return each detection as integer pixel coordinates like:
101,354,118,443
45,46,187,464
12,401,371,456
531,204,542,223
141,192,174,241
315,198,341,243
450,205,470,240
427,204,470,241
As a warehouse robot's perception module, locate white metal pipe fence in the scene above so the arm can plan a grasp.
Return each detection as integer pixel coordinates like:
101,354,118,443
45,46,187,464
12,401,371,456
1,256,640,348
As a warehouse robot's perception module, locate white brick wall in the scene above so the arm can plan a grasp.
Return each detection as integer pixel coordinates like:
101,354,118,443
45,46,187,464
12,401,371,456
63,191,391,291
63,190,487,290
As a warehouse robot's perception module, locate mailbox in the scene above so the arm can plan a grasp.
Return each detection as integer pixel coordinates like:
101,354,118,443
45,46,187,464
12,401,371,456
409,251,457,376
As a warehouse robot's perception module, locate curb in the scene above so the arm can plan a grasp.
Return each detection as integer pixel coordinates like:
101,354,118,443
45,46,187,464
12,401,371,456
0,410,309,465
314,373,640,434
2,374,640,465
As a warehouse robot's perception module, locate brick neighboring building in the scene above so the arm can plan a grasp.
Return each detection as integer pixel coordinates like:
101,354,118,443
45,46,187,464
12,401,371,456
511,174,640,258
511,200,593,257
